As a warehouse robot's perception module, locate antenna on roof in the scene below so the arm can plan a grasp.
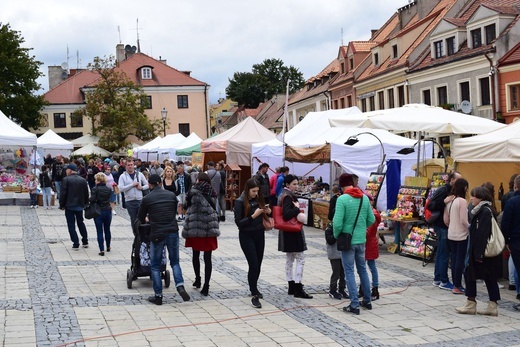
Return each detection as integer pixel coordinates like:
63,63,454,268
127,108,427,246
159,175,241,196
76,50,81,69
118,25,122,44
134,18,142,53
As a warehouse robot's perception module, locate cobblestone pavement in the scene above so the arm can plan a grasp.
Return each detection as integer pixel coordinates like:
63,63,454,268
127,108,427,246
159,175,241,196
1,204,520,346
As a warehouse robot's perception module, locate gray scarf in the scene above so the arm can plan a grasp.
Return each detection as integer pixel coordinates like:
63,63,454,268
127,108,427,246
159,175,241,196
470,200,492,215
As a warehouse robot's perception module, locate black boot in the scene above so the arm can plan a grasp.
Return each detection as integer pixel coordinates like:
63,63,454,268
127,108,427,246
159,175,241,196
371,287,380,301
200,283,210,296
193,276,201,288
220,215,226,222
294,283,313,299
358,285,364,298
288,280,296,295
148,295,163,305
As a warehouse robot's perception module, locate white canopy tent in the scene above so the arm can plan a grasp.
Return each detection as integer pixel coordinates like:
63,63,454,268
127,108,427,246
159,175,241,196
0,109,37,147
202,117,276,166
71,143,111,157
253,127,430,211
71,134,99,147
174,132,203,159
154,133,186,162
134,136,163,160
328,104,506,135
452,120,520,208
37,129,73,157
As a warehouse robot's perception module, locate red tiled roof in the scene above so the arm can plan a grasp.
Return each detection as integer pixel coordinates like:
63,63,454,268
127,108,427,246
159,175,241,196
409,0,520,72
44,69,99,104
351,41,377,53
499,41,520,65
357,0,457,82
44,52,206,104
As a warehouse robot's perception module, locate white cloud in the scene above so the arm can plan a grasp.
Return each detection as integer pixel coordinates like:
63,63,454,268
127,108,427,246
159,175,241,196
2,0,405,103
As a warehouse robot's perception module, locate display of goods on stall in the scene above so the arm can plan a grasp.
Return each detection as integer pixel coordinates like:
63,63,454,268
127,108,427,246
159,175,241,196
387,186,428,219
400,226,435,259
428,172,448,199
365,172,385,203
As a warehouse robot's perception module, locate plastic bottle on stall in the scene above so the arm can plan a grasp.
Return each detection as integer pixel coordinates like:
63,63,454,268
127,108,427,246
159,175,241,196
498,182,504,200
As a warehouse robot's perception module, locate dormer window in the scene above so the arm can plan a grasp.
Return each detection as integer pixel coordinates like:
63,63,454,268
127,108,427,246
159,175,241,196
434,41,443,58
141,67,152,79
471,28,482,48
392,45,398,59
485,24,496,44
349,58,354,70
374,53,379,66
446,37,456,56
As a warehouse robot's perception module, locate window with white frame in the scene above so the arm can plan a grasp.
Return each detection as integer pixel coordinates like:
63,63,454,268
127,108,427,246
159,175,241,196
460,81,470,102
437,86,448,106
471,28,482,48
422,89,431,106
141,67,152,79
434,41,443,58
510,84,520,110
485,24,496,45
479,77,490,106
446,37,456,56
388,89,395,108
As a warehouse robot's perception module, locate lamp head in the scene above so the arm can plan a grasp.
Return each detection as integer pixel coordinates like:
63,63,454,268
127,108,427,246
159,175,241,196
161,107,168,120
397,147,415,155
345,136,359,146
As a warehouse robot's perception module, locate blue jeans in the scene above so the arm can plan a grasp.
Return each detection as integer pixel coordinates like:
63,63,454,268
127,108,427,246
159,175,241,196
449,239,468,288
30,193,37,206
42,187,52,207
150,232,184,296
433,226,450,283
94,209,112,251
55,181,61,199
367,259,379,288
65,208,88,247
125,199,141,230
341,244,371,309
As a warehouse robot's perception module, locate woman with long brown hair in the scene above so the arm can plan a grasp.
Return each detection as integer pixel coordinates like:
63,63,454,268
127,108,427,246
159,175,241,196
234,178,271,308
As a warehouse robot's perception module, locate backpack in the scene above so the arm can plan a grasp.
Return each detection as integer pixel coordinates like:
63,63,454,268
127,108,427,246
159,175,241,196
424,198,441,224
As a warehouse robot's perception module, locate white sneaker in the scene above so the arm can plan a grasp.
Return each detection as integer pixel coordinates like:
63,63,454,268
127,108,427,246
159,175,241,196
112,210,116,215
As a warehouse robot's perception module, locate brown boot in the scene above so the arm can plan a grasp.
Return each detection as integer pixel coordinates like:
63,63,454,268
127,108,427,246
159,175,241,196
477,301,498,316
455,299,476,315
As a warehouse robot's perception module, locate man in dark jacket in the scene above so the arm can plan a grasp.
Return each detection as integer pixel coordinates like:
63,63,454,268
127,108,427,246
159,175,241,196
60,163,90,250
254,163,270,201
427,170,461,290
138,174,190,305
501,175,520,307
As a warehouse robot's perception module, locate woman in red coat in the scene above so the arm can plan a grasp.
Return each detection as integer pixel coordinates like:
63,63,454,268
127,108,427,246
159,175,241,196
364,197,382,300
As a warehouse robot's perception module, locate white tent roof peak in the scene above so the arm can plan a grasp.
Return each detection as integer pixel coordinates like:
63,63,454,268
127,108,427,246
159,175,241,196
71,143,111,157
37,129,73,150
328,103,506,135
71,134,100,147
0,109,37,146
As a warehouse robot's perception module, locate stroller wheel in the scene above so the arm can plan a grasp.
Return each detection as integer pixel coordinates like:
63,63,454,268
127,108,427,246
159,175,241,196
164,270,171,288
126,269,133,289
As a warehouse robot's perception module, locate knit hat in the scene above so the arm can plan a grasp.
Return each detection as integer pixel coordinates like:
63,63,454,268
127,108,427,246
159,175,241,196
339,173,354,187
66,164,78,171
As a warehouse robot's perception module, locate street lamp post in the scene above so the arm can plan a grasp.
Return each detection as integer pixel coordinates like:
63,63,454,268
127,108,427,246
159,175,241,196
397,138,447,176
161,107,168,137
344,132,387,173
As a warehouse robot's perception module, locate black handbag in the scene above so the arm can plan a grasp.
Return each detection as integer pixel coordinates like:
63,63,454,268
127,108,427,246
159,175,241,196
84,202,101,219
337,198,364,251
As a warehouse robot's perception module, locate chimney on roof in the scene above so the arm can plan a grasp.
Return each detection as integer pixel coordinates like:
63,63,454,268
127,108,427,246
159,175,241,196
181,71,191,77
48,66,69,90
116,44,125,63
371,29,378,39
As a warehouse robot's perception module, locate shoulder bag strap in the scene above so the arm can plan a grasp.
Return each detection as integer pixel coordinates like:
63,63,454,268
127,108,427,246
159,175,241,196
351,197,364,234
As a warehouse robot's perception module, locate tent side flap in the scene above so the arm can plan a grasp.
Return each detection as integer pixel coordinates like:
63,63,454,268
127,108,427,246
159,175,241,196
285,144,331,163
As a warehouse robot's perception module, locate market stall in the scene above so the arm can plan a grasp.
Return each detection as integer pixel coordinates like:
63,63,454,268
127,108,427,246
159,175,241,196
37,129,73,158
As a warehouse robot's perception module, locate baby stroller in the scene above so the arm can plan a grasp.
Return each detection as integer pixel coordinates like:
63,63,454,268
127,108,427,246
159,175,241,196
127,220,171,289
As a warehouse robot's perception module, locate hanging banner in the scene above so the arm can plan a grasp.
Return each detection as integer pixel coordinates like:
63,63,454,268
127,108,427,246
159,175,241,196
284,144,331,163
192,152,204,167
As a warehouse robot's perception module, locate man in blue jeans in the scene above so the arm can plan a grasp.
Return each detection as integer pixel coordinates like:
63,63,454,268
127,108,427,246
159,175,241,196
428,171,462,290
333,173,375,315
60,163,90,250
138,174,190,305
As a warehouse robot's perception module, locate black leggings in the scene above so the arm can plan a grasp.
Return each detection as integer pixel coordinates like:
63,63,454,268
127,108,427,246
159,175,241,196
192,250,212,285
239,229,265,296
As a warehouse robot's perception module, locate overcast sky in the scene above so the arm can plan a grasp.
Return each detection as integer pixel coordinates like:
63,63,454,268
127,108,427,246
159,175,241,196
3,0,406,104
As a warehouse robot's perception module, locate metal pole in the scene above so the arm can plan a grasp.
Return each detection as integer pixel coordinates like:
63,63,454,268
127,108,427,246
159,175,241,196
416,131,422,177
282,79,291,166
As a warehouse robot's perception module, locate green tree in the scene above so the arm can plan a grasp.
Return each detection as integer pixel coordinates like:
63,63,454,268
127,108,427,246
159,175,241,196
73,56,162,152
0,23,47,129
226,58,305,108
